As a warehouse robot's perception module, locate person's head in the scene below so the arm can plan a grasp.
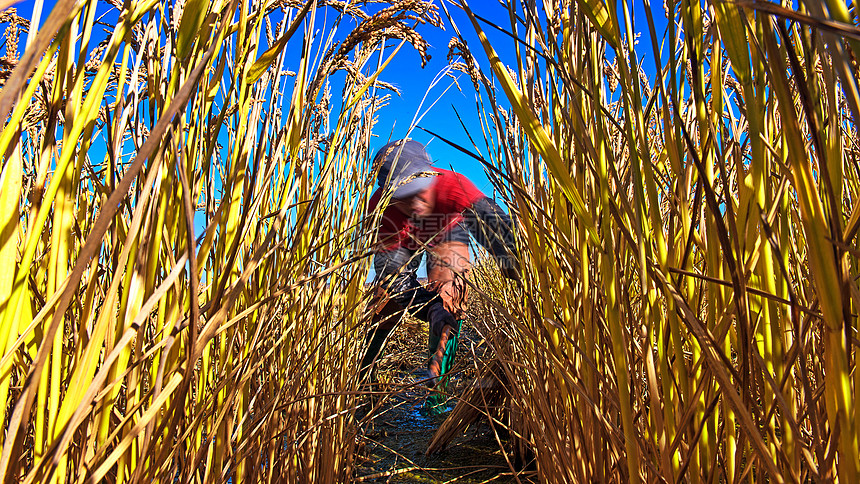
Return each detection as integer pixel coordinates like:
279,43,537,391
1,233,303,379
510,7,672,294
374,139,438,218
390,184,435,218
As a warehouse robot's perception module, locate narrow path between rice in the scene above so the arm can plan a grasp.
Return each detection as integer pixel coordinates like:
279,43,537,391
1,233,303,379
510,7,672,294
353,318,519,483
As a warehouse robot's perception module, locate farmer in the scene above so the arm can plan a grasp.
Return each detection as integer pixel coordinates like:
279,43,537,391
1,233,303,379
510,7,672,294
360,139,518,406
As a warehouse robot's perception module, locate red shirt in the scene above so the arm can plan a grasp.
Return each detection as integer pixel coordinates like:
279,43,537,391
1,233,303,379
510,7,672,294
369,169,486,251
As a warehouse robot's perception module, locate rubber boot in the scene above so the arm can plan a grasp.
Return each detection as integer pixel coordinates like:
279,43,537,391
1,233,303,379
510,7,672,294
423,319,463,415
439,329,459,379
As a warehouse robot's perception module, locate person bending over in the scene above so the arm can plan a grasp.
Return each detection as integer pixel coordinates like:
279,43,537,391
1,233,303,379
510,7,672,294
360,139,518,406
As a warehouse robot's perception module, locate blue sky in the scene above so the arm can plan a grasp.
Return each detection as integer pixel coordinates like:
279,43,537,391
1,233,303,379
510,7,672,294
363,0,671,198
365,4,513,198
8,0,513,193
8,0,672,278
8,0,670,199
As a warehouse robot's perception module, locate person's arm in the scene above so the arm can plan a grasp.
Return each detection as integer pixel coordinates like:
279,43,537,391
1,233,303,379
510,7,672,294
463,197,520,280
373,248,457,335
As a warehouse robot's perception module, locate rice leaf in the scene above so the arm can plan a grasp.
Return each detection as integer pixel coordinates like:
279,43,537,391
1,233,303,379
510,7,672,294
461,3,600,247
176,0,209,60
247,0,314,84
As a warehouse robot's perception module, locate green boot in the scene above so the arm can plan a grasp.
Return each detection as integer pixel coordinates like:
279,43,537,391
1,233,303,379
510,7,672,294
439,329,460,382
423,319,464,415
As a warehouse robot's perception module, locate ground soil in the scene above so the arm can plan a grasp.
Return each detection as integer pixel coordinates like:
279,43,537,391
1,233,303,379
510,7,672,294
353,316,530,483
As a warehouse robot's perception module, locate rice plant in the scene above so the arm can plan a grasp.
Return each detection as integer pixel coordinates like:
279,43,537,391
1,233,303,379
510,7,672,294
0,0,442,481
447,0,860,481
6,0,860,481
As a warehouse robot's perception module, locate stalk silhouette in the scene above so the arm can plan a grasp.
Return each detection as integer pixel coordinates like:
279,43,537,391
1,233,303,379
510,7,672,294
0,1,441,481
446,0,860,481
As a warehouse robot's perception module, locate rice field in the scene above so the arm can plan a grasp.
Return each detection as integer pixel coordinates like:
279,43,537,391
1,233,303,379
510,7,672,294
1,0,860,482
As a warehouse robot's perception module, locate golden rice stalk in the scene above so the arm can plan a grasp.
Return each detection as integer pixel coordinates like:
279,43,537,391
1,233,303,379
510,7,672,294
452,0,860,481
0,0,440,481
